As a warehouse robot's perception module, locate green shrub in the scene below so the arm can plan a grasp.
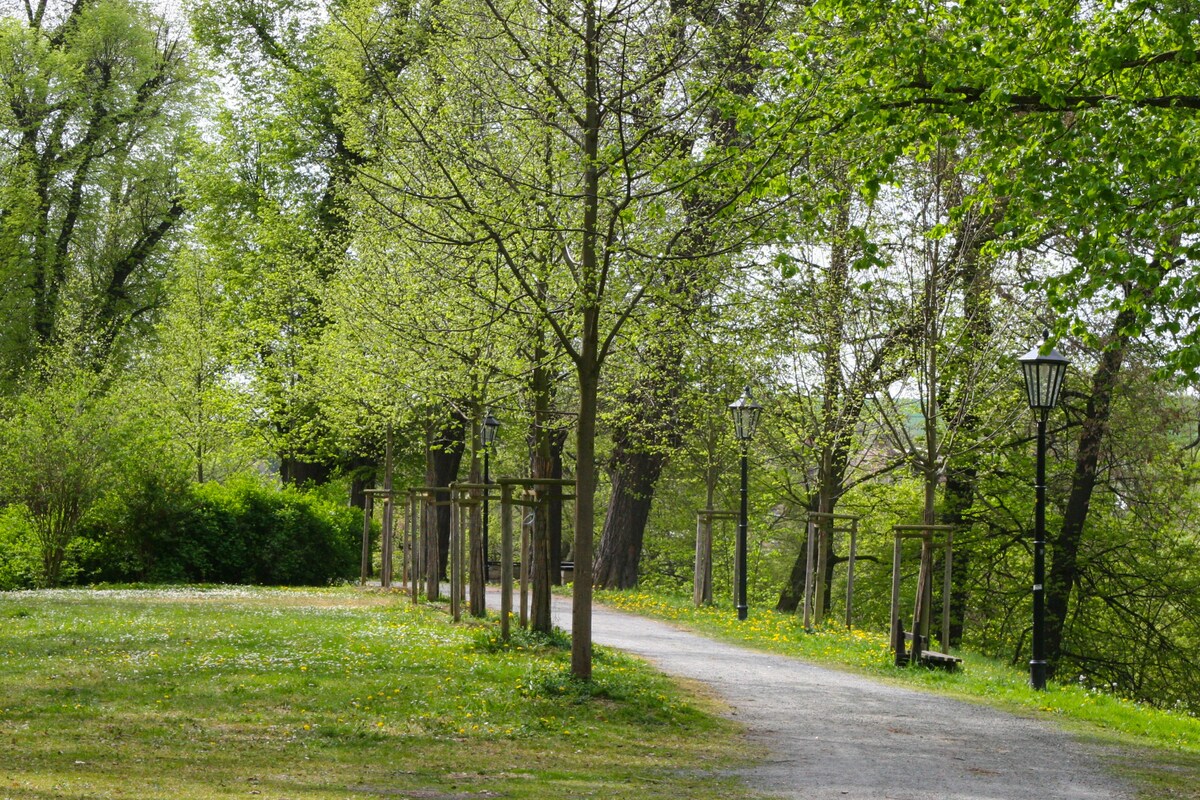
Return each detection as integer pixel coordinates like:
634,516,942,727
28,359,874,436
75,476,361,586
75,470,194,583
0,505,39,590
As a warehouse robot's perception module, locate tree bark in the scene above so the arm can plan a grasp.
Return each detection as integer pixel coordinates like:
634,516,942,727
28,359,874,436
1045,311,1132,670
570,0,600,682
529,357,555,632
531,450,554,633
469,431,486,618
594,445,669,588
572,350,599,680
426,405,467,583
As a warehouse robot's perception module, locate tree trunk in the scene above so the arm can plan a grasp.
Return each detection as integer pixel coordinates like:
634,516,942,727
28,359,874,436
572,352,599,680
469,432,486,618
426,406,467,586
778,498,819,612
1045,312,1132,670
594,447,669,588
281,456,334,488
348,458,377,509
571,0,600,682
942,466,975,645
937,167,998,646
777,197,853,614
531,449,554,633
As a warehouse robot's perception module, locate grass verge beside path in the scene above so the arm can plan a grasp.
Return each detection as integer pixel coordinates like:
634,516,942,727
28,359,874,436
597,589,1200,800
0,587,761,800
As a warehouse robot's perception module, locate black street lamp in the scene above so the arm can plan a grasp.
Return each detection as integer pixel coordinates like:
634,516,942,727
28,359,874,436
728,386,763,622
1018,333,1069,690
481,410,501,574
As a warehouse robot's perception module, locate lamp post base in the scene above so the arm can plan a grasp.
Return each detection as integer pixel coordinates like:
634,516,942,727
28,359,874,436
1030,659,1047,690
737,604,747,621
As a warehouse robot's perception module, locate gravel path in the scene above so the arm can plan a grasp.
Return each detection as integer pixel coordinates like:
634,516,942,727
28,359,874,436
532,593,1132,800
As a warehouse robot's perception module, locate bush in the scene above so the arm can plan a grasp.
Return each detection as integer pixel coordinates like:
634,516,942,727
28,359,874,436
184,477,360,585
73,476,361,586
0,505,40,590
0,367,115,587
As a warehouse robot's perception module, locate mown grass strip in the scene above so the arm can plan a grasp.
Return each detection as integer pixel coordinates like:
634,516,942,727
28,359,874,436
0,587,761,800
596,589,1200,800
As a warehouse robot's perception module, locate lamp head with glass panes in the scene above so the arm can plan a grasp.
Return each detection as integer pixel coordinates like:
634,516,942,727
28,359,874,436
728,387,763,444
1018,334,1069,414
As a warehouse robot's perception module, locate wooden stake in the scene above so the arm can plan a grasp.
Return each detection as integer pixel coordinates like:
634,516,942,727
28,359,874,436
450,496,461,622
890,530,902,658
501,484,513,641
382,425,394,589
942,529,953,650
520,509,530,629
360,493,373,586
814,517,830,623
845,518,858,630
802,520,816,629
694,512,714,606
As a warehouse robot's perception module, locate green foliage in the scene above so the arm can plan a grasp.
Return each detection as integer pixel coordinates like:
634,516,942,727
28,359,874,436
77,476,361,586
0,0,197,377
778,0,1200,379
0,505,39,590
0,364,116,587
471,624,572,654
129,248,260,483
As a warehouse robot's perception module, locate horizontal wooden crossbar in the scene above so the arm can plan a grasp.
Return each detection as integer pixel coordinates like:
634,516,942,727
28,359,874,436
696,510,738,520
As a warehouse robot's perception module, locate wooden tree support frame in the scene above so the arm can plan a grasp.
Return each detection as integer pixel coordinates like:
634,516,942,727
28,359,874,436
449,482,500,621
693,510,737,606
406,489,429,605
399,479,576,643
802,512,861,630
890,524,961,670
360,426,400,589
406,486,454,601
495,478,576,642
363,489,396,589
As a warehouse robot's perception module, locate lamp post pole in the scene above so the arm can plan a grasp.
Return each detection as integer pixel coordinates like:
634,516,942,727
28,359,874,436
737,442,749,621
1032,409,1048,689
483,447,491,571
481,410,500,579
728,386,762,623
1018,333,1068,691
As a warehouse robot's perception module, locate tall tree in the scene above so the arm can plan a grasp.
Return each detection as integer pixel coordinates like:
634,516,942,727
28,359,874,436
0,0,194,379
593,0,779,589
188,0,373,486
772,0,1200,662
136,247,255,483
332,0,788,678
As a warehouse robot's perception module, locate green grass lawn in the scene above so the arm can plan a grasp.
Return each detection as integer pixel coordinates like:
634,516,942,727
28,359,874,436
596,589,1200,800
0,587,760,800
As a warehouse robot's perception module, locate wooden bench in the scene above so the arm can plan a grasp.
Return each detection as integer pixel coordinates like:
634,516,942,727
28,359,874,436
919,650,962,671
894,625,962,671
